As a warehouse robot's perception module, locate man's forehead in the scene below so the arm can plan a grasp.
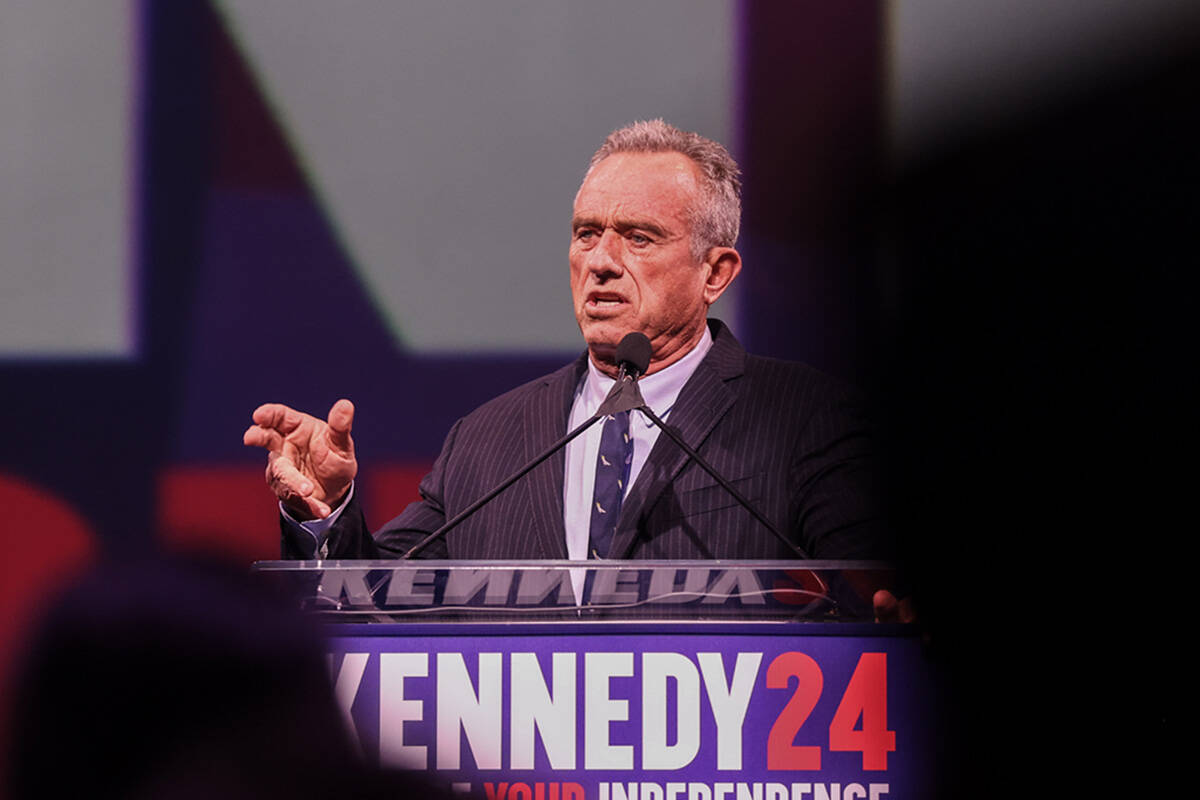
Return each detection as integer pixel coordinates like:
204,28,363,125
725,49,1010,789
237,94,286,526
573,151,701,221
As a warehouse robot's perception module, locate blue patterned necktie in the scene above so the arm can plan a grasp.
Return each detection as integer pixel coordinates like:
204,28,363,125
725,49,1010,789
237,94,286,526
589,410,633,559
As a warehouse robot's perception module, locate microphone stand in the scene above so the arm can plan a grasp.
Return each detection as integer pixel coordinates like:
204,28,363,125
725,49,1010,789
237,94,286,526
400,365,639,559
632,404,809,559
401,355,811,561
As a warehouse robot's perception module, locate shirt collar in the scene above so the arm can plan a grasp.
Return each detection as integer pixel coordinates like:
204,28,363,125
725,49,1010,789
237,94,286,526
581,324,714,427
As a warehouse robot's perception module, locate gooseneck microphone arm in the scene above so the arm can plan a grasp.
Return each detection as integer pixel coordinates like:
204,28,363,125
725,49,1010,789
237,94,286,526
629,403,810,559
400,411,605,559
401,331,808,560
608,333,808,558
400,334,654,559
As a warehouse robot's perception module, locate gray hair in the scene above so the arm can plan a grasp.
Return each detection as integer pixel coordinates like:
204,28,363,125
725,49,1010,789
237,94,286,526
587,119,742,259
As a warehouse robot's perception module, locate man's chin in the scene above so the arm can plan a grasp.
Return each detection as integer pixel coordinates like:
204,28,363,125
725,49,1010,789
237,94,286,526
579,319,628,348
579,323,628,364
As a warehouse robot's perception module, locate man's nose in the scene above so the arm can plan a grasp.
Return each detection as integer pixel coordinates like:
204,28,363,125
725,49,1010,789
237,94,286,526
585,230,624,277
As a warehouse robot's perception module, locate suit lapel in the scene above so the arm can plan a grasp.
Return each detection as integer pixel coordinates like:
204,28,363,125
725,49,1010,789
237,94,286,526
611,321,745,558
519,356,587,558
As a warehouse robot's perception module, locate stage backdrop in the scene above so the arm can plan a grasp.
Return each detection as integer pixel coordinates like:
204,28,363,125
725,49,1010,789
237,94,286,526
0,1,887,566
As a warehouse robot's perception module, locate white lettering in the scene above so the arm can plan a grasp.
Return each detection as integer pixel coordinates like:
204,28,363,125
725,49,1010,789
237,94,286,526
736,784,762,800
642,653,700,769
316,568,373,606
591,568,641,603
647,568,711,603
586,652,634,769
510,652,576,769
515,569,576,604
703,570,765,604
698,652,762,770
379,652,428,768
329,652,369,754
384,568,437,604
599,784,882,800
437,653,503,769
611,783,636,800
443,569,514,604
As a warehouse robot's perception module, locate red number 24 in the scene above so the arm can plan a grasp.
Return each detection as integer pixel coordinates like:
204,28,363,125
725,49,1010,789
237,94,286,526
767,652,896,771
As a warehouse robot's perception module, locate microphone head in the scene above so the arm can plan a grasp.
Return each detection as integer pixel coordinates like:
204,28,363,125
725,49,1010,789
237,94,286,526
616,332,653,377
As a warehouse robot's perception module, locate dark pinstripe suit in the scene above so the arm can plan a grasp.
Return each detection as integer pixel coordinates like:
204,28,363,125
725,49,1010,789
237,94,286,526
282,320,885,560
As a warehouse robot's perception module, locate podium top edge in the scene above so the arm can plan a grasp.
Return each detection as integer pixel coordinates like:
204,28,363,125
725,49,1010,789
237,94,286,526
250,559,896,570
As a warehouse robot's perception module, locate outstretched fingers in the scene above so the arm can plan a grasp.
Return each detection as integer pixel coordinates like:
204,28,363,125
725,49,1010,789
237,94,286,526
243,424,283,452
251,403,306,435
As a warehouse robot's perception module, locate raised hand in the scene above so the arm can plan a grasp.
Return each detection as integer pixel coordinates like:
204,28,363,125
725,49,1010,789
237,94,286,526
243,399,357,521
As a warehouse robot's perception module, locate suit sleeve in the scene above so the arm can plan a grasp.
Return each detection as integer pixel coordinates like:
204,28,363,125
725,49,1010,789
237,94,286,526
788,385,892,560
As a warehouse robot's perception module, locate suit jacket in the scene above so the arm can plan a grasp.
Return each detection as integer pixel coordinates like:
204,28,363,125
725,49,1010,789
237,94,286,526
282,320,886,561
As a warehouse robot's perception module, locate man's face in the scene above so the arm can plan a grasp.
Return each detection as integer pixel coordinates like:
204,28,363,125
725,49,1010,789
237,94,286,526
570,151,718,374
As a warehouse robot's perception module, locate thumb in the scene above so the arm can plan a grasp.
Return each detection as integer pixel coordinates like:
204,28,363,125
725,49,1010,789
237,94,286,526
326,398,355,451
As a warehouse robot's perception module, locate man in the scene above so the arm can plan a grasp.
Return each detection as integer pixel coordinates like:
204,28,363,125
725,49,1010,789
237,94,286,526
244,120,890,576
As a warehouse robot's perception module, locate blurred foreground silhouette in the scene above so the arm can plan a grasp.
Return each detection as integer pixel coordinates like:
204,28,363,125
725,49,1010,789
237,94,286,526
5,554,451,799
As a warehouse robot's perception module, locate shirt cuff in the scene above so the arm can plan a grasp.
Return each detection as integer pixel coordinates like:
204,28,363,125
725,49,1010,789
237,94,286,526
280,483,355,557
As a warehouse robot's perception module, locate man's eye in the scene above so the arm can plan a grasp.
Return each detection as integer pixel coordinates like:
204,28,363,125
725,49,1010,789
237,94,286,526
575,228,597,241
629,233,651,245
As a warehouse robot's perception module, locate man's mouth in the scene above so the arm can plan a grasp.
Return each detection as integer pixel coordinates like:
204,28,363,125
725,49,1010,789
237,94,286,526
585,291,626,311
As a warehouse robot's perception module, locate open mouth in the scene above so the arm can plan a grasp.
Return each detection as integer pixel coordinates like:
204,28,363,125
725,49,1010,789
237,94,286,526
586,291,625,309
583,289,628,314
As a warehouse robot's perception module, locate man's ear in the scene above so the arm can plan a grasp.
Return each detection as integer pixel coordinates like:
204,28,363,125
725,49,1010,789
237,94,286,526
702,247,742,305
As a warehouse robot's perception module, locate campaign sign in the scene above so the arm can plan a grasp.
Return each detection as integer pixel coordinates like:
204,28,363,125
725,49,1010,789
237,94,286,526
326,623,936,800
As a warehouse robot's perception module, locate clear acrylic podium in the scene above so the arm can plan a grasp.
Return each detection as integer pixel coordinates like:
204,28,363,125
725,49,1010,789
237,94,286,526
251,559,898,623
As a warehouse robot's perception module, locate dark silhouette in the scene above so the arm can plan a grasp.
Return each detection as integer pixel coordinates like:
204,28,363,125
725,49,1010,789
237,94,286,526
878,34,1194,799
5,554,451,799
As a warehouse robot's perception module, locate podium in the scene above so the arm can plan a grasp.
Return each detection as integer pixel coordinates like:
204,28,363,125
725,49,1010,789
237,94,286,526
253,560,937,799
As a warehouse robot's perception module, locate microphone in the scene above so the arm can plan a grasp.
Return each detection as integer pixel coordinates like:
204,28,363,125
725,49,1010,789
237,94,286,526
596,332,652,417
617,331,652,377
400,332,653,559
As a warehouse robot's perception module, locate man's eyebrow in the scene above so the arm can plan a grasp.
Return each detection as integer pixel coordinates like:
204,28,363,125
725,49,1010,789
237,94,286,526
571,214,671,239
612,217,668,238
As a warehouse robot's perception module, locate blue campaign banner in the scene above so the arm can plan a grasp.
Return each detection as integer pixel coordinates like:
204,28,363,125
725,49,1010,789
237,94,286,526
326,623,937,800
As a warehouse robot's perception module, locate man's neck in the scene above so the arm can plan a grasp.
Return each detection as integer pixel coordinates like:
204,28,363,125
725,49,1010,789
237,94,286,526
581,323,714,418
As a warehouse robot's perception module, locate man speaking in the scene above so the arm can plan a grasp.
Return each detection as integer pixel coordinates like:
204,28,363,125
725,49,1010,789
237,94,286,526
244,120,886,567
